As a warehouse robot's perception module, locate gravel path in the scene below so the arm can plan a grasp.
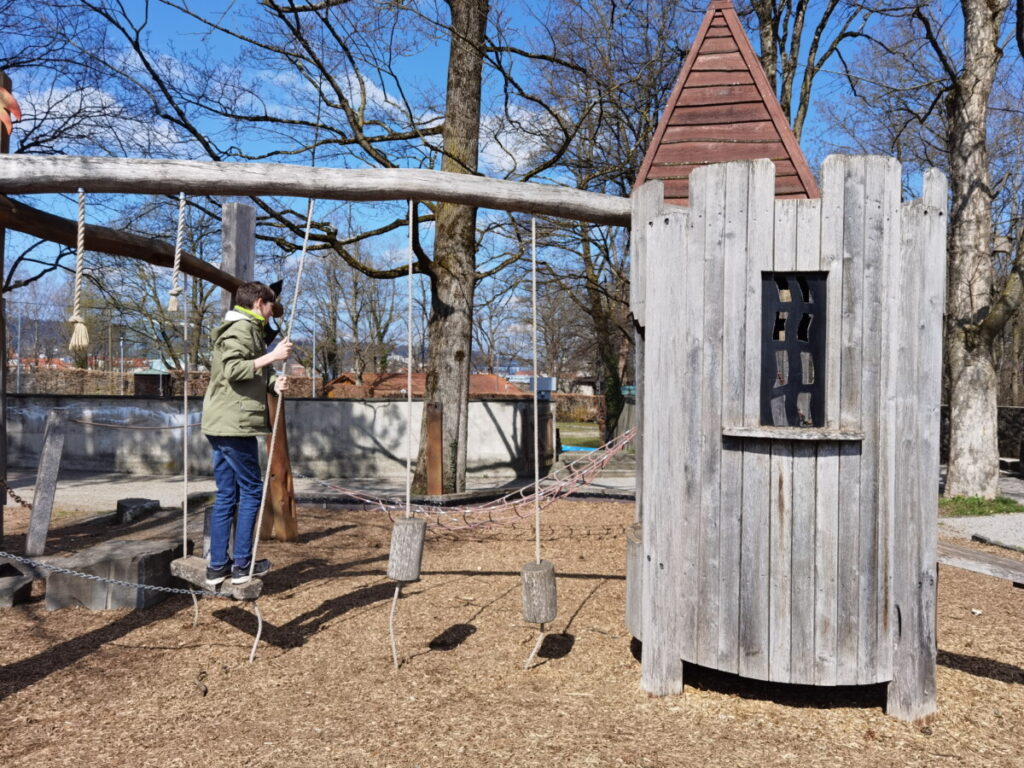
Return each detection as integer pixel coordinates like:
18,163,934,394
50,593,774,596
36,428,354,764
939,470,1024,550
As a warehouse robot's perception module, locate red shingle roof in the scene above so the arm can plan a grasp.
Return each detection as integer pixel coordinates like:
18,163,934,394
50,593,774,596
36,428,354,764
634,0,819,206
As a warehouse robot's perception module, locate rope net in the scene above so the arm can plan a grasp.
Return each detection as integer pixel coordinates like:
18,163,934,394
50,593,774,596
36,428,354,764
316,427,635,532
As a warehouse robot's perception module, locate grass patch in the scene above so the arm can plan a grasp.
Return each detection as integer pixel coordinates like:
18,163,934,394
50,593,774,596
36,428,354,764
939,496,1024,517
557,421,603,449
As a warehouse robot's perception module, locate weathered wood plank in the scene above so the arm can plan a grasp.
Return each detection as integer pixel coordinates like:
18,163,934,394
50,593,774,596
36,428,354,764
722,426,863,440
677,172,707,664
718,160,751,673
887,169,946,721
814,441,840,685
773,199,799,271
835,156,866,685
630,181,665,326
0,155,631,227
856,157,889,683
937,541,1024,582
694,162,726,668
739,439,771,680
874,158,902,682
789,442,817,683
819,156,846,428
836,441,863,685
743,160,776,426
795,199,822,272
640,207,690,695
768,440,794,681
25,410,68,557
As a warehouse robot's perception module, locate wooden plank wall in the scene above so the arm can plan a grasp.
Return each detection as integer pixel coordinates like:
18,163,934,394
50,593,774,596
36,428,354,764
635,155,945,704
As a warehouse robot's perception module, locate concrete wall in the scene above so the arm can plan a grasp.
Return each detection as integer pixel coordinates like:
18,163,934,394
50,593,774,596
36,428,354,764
6,394,532,480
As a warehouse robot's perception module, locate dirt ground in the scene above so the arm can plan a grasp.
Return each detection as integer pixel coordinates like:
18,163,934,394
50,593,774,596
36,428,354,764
1,499,1023,768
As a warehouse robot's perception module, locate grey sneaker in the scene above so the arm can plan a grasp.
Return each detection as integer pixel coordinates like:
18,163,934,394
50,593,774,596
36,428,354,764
231,559,271,584
205,564,231,586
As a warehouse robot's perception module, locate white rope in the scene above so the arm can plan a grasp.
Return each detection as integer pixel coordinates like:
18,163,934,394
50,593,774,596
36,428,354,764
532,218,541,565
248,196,315,577
389,582,402,670
524,623,546,669
406,200,414,518
68,188,89,353
168,193,186,311
174,193,190,563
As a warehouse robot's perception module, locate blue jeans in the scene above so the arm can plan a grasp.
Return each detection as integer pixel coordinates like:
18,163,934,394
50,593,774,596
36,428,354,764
206,435,263,570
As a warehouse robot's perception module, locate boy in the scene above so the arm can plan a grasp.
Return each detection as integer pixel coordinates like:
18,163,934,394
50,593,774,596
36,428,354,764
202,281,292,586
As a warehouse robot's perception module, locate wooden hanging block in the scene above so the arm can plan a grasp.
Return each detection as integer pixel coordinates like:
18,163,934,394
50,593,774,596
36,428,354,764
387,517,426,582
521,559,557,624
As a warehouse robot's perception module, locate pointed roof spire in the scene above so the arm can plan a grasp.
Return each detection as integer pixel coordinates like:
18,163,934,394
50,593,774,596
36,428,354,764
634,0,819,206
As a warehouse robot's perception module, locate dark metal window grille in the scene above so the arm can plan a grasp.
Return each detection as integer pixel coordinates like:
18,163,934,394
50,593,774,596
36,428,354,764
760,272,827,427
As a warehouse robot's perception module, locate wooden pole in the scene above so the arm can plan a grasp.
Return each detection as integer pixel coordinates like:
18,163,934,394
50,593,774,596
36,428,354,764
0,155,632,227
0,71,12,547
425,402,443,495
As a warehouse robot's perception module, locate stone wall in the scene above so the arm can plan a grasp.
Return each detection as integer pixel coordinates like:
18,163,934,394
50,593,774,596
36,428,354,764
6,394,533,480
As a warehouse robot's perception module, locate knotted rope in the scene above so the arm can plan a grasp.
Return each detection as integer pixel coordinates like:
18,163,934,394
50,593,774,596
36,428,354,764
168,192,186,312
68,188,90,354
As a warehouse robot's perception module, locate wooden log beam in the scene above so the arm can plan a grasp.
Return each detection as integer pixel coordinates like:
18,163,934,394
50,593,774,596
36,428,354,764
0,194,242,291
0,155,632,227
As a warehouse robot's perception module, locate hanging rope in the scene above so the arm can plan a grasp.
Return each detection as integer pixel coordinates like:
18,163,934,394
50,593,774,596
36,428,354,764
168,192,186,312
247,195,316,578
68,188,90,354
172,192,197,621
523,217,552,669
532,217,541,566
390,199,417,671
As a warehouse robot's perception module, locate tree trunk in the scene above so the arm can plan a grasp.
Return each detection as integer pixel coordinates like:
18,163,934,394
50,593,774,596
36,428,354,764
412,0,488,494
943,0,1009,499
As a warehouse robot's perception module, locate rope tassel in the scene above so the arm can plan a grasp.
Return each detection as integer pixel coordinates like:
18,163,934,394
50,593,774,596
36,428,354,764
69,188,90,355
168,192,186,312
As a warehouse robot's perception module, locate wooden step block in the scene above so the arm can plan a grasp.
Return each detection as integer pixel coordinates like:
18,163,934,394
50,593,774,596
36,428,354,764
170,556,262,600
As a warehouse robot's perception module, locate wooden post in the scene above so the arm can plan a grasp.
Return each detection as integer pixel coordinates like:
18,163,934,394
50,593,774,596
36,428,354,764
426,402,443,495
219,202,255,312
0,70,12,547
25,410,68,557
261,392,297,541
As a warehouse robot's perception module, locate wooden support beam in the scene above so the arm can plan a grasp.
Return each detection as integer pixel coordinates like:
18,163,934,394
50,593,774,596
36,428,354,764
219,202,255,312
0,155,632,227
25,410,68,557
425,402,443,496
261,393,297,542
0,194,241,291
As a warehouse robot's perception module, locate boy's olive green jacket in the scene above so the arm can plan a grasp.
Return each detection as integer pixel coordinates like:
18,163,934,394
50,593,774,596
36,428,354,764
201,310,278,437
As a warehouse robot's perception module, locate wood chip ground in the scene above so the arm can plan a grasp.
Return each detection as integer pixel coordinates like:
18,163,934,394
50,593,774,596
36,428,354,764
1,500,1022,767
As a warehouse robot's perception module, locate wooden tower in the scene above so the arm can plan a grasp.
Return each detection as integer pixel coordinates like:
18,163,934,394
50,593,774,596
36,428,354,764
627,2,948,724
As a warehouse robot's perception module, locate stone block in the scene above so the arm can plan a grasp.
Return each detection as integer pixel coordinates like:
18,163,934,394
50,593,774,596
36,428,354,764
170,556,262,600
115,498,161,525
0,560,34,608
43,538,192,611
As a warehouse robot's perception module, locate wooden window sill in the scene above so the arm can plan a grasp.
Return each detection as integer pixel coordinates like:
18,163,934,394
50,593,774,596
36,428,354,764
722,426,864,441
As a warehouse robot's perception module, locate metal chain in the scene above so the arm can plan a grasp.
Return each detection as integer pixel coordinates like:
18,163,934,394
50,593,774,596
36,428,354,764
1,479,32,510
0,550,232,599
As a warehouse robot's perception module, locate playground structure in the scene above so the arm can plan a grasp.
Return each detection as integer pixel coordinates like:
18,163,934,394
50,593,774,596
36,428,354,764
627,156,946,723
0,0,981,723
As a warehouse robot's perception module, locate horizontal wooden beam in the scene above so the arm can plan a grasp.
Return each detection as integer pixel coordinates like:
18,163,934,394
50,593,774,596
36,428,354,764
0,194,241,291
0,155,632,227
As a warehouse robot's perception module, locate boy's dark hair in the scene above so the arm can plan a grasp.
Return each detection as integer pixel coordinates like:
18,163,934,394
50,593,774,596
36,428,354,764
235,281,275,309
